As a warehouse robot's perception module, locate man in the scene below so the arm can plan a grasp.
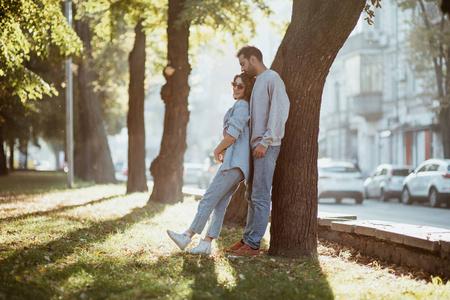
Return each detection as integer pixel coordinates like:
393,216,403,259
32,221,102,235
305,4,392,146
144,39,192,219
225,45,290,257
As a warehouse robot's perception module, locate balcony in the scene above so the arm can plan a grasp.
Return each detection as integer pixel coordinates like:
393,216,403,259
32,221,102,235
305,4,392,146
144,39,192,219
353,92,382,121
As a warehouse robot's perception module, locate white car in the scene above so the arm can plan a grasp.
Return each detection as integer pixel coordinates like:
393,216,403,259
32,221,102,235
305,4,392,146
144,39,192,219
364,164,412,202
318,159,364,204
402,158,450,207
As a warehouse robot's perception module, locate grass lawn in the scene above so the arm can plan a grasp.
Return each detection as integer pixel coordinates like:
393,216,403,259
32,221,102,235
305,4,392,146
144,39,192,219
1,171,449,299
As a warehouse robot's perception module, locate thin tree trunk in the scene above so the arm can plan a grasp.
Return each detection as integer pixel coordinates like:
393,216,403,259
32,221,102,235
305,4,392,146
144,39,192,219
440,107,450,158
74,6,116,184
127,20,148,193
8,139,14,172
269,0,365,258
0,125,8,176
20,139,28,169
223,182,248,226
149,0,191,203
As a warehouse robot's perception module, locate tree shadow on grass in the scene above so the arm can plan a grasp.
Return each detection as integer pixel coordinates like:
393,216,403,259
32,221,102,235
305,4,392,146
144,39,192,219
0,202,166,299
178,248,334,299
1,219,334,300
0,194,122,223
0,171,95,200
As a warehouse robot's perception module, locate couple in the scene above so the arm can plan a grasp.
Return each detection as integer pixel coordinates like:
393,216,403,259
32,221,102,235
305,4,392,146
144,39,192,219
167,45,290,257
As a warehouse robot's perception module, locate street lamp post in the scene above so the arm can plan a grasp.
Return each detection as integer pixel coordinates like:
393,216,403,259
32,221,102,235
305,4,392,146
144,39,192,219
65,0,74,188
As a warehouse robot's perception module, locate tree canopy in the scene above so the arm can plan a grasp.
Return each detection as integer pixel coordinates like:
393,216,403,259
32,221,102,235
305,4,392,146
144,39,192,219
0,0,82,102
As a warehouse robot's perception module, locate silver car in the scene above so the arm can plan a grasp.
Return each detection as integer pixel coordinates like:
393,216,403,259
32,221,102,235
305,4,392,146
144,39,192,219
364,164,412,202
402,158,450,207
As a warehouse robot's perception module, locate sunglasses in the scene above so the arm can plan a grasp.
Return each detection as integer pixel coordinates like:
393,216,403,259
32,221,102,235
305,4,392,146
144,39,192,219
231,82,245,90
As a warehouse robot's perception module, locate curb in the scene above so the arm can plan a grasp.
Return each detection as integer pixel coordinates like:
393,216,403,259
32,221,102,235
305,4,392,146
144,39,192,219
318,212,450,278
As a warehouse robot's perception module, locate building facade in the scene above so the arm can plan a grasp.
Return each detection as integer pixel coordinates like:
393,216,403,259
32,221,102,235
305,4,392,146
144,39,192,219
319,0,442,176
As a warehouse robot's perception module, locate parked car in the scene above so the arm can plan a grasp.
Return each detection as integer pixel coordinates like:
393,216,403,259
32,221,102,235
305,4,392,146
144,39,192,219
402,158,450,207
318,159,364,204
183,163,203,187
198,155,219,189
364,164,412,202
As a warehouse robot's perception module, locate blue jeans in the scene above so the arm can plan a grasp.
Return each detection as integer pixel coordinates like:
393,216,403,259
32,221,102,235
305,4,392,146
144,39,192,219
242,145,280,249
189,168,244,239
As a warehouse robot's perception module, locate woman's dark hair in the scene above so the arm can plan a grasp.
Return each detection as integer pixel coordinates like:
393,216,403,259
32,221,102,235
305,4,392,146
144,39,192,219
234,73,254,101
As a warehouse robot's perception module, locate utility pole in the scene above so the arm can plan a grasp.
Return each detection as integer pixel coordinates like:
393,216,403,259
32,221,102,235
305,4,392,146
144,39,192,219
65,0,74,188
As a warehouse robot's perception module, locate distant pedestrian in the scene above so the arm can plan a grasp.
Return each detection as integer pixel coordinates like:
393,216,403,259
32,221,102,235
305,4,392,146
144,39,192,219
167,73,254,254
224,45,290,257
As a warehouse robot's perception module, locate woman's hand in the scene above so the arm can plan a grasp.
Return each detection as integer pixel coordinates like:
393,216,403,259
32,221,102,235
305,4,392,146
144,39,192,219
219,150,226,163
214,148,226,163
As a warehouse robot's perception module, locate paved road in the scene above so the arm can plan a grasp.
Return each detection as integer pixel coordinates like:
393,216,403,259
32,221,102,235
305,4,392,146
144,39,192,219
171,183,450,230
318,198,450,230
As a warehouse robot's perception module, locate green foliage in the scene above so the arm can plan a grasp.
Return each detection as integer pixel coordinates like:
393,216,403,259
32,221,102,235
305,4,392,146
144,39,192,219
183,0,272,48
73,0,168,135
0,0,82,102
397,0,450,106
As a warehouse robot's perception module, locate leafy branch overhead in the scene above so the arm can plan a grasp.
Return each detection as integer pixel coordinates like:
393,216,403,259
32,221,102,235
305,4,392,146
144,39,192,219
364,0,382,25
0,0,83,101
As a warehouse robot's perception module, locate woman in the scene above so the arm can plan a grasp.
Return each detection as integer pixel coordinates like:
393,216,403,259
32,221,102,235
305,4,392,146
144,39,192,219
167,73,253,254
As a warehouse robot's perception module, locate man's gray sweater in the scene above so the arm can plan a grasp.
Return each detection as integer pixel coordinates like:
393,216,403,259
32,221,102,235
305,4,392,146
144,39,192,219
250,69,290,148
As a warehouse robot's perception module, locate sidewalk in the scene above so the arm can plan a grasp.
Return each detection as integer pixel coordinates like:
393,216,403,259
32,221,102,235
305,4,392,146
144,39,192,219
183,188,450,277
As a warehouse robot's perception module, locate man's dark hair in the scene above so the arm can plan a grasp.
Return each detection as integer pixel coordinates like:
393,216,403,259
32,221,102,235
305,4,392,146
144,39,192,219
236,45,263,62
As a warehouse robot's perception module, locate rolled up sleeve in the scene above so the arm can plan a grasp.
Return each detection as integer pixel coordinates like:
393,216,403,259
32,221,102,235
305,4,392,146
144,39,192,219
226,102,250,140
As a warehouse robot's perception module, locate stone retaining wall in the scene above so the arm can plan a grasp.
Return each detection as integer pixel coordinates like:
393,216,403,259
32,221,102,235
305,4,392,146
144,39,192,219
318,212,450,278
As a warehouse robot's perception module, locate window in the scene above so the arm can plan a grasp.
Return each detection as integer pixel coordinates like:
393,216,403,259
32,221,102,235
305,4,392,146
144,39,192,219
417,165,428,173
322,166,359,173
393,169,410,176
345,56,361,96
361,54,382,93
380,168,388,176
427,164,439,172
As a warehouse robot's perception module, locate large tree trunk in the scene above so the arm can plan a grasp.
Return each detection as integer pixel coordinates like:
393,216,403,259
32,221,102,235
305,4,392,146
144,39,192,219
74,105,94,181
127,20,148,193
269,0,366,258
223,182,248,226
74,7,116,184
149,0,191,203
0,125,8,176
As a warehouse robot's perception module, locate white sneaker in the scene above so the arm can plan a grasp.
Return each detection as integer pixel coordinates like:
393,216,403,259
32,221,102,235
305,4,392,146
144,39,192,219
188,239,212,255
167,230,192,250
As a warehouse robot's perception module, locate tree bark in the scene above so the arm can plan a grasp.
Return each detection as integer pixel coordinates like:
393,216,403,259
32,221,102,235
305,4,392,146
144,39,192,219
440,107,450,158
269,0,366,258
223,182,248,226
127,20,148,193
149,0,191,203
74,7,116,184
0,124,8,176
8,139,14,172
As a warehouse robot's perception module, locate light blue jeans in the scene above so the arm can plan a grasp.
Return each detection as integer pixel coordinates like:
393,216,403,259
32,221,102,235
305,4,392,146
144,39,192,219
242,145,280,249
189,167,244,239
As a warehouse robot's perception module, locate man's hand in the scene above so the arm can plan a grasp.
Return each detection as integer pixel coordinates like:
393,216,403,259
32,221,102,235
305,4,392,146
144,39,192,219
253,143,267,158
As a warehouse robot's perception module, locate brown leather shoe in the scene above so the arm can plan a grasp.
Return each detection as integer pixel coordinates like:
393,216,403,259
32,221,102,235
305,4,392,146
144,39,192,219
229,244,261,257
223,239,244,252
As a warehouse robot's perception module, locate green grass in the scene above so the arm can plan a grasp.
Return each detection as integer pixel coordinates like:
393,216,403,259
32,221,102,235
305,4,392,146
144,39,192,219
1,172,449,299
